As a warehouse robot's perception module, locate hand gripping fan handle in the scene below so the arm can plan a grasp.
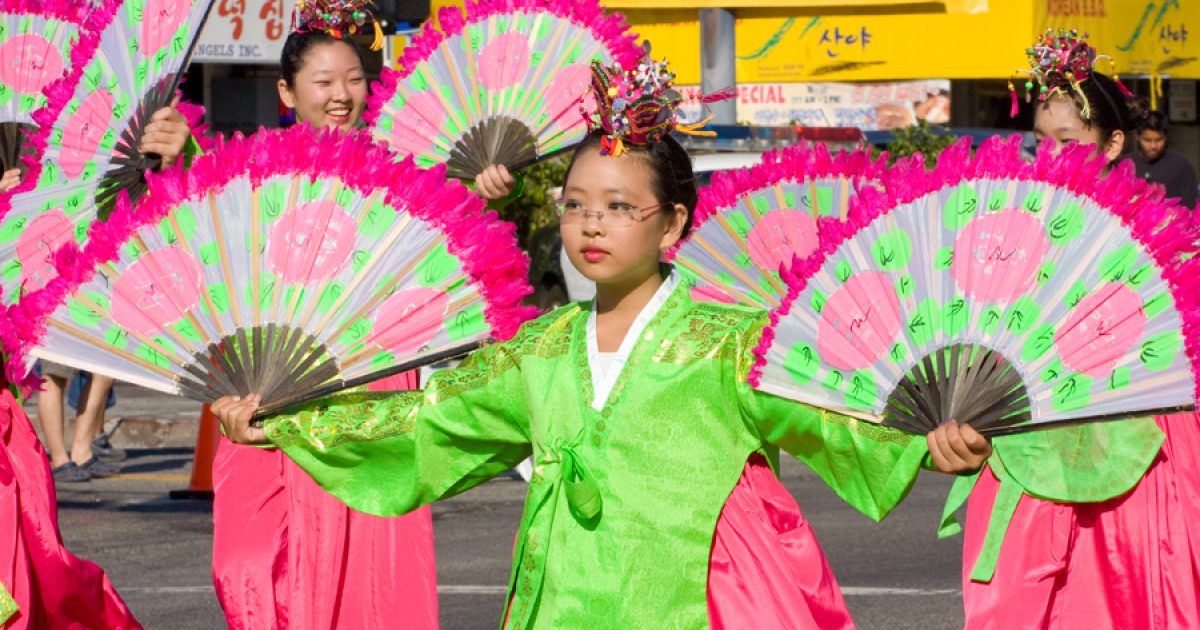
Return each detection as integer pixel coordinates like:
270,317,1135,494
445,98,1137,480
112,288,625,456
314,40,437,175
250,340,484,421
977,403,1196,437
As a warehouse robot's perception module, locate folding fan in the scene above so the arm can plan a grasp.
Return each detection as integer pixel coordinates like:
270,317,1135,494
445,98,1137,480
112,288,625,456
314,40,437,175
749,137,1200,436
668,143,887,309
7,126,537,413
0,0,213,308
364,0,641,179
0,0,92,174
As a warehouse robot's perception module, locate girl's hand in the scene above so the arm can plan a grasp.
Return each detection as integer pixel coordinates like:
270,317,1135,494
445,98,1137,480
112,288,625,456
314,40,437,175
211,394,266,444
927,422,991,474
140,97,190,170
0,169,20,193
475,164,516,200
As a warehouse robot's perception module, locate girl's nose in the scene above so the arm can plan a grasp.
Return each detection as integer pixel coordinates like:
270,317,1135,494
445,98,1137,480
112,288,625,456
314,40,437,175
581,214,604,237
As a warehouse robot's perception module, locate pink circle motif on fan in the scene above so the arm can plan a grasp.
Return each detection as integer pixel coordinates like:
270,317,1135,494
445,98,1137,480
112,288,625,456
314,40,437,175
0,34,65,95
1055,282,1147,378
141,0,192,55
817,271,903,371
747,210,820,273
478,32,531,91
951,209,1050,303
689,284,737,304
390,91,446,156
267,201,358,284
368,287,449,353
15,210,74,294
60,89,115,179
111,246,203,335
545,64,593,128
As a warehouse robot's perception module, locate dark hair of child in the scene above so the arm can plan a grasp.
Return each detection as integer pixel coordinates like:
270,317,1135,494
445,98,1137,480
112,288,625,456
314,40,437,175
280,30,365,87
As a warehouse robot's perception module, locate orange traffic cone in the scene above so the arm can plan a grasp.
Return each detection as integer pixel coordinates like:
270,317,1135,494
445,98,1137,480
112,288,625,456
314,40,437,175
169,404,219,500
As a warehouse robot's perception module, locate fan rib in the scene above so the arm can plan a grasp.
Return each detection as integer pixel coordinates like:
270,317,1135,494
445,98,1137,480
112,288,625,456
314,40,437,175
266,177,304,323
77,286,193,363
44,318,177,379
179,354,234,397
303,204,410,333
206,195,245,329
250,187,264,323
393,82,456,156
510,14,564,124
338,277,466,369
709,213,782,302
323,238,441,342
135,225,220,343
730,197,787,295
675,255,758,306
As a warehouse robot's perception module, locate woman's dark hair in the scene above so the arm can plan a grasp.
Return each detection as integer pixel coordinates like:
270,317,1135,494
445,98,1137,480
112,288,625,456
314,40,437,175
563,131,699,237
280,30,365,87
1136,108,1169,135
1056,72,1146,157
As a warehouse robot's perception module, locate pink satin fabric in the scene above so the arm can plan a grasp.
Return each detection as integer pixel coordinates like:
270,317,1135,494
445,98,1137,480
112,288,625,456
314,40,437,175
707,453,853,630
0,389,140,629
212,372,438,629
962,413,1200,629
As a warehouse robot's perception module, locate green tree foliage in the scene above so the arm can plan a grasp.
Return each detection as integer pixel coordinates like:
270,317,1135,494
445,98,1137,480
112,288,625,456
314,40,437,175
875,120,958,166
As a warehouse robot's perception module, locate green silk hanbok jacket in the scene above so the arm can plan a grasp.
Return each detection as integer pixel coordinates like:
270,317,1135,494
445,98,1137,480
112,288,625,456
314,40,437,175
265,279,929,629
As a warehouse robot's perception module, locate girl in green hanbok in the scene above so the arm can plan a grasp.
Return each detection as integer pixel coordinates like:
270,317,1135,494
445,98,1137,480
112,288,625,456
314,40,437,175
212,54,991,629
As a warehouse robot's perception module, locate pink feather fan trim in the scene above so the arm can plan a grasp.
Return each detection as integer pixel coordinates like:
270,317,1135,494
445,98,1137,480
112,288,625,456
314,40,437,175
363,0,642,126
669,141,890,263
0,0,119,209
4,125,538,392
747,135,1200,403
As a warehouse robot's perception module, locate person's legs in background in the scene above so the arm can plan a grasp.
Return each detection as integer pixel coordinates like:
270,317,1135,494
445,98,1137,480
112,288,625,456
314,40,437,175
32,362,90,483
34,374,71,470
71,373,125,462
70,374,119,477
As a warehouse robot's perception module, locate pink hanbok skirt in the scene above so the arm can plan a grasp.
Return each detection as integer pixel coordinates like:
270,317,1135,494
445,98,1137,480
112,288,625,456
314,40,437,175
0,388,140,629
708,453,854,629
962,413,1200,629
211,372,438,629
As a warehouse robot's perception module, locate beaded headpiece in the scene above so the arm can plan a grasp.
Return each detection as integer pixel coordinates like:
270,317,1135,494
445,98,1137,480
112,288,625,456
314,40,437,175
1009,28,1132,119
582,42,728,157
293,0,383,51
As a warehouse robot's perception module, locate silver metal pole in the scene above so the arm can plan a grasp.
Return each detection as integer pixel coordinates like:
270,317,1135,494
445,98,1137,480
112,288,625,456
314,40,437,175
700,8,736,125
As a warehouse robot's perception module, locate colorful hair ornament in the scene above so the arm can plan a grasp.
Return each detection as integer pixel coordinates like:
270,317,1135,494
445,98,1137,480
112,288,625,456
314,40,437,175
1009,28,1132,119
293,0,383,50
582,42,724,157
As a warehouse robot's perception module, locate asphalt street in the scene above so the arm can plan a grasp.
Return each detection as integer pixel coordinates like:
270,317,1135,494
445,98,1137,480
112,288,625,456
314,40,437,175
55,450,964,630
47,384,966,630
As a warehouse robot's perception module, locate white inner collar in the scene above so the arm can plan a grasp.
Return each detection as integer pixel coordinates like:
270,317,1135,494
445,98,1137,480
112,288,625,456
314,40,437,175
586,271,679,410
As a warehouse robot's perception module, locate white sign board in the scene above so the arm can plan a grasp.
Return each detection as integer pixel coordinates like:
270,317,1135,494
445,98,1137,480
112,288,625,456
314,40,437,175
1169,80,1197,123
192,0,293,63
678,80,951,130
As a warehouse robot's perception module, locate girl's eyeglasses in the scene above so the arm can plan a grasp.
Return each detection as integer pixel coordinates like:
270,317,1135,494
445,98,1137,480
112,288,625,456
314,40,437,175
553,200,668,227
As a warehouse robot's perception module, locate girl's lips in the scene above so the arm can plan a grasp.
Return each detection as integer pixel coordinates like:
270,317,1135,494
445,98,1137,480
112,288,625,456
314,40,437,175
327,110,351,125
581,246,609,263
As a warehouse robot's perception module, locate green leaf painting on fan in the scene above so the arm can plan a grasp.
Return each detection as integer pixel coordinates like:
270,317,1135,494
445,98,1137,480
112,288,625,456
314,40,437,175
668,142,888,309
749,137,1200,436
364,0,642,179
10,126,536,414
0,0,213,307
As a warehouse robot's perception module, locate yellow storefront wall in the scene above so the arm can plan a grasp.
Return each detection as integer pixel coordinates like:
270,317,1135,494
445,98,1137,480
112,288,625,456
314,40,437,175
419,1,1199,82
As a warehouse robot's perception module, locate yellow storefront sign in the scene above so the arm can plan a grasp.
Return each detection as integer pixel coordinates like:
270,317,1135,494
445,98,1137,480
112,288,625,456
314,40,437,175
421,0,1200,82
602,0,984,10
1034,1,1197,78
